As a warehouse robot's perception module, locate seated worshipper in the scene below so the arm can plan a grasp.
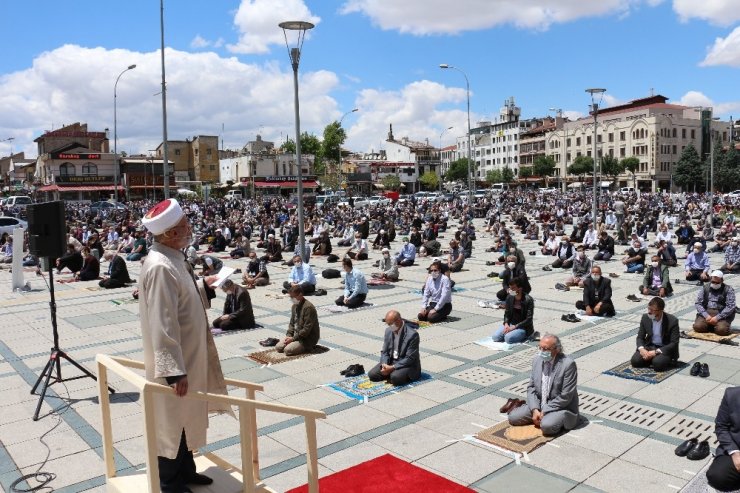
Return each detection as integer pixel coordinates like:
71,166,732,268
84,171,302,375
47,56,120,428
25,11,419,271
99,250,133,289
640,255,672,297
372,248,399,281
104,227,119,250
337,225,354,247
631,297,680,372
75,247,100,281
242,251,269,288
212,279,256,332
285,241,311,267
508,334,579,436
261,234,283,263
653,224,673,247
197,255,223,276
126,231,148,261
372,229,390,250
721,237,740,273
276,285,320,356
117,231,134,254
706,387,740,492
621,239,647,274
420,238,442,257
418,260,452,323
576,266,615,317
443,239,465,275
582,224,598,249
656,239,678,267
541,231,559,256
336,258,368,308
208,229,227,253
552,237,575,269
459,231,473,258
345,233,368,260
56,243,83,274
492,278,535,344
396,237,416,266
496,255,531,301
593,231,615,261
409,226,423,248
685,241,711,282
311,231,332,256
229,234,250,259
676,220,696,245
693,270,736,336
0,236,12,263
283,254,317,295
368,310,421,386
564,245,592,288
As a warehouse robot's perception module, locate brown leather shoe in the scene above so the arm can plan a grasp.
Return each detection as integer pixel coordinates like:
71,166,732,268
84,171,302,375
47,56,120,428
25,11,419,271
499,398,516,413
507,399,526,413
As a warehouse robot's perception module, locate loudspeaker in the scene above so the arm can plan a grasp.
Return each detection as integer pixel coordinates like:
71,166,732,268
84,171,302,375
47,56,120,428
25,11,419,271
27,201,66,259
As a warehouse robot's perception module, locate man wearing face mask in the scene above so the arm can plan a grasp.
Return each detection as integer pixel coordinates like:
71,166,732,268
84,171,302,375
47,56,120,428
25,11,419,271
685,242,711,283
508,334,579,436
492,278,534,344
242,251,269,288
593,231,615,261
621,239,647,274
373,247,399,281
721,238,740,273
563,245,592,288
693,271,736,336
418,260,452,323
496,255,530,301
639,255,672,297
368,310,421,386
551,236,574,269
212,279,256,333
576,266,615,317
656,239,678,267
276,285,320,356
631,297,680,372
336,258,368,308
283,254,316,295
396,237,416,267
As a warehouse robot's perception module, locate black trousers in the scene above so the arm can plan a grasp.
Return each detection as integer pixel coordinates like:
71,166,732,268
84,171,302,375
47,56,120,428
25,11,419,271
283,281,315,294
707,454,740,492
418,302,452,323
630,349,673,372
158,430,196,493
575,300,615,317
367,363,417,386
335,292,366,308
99,278,127,289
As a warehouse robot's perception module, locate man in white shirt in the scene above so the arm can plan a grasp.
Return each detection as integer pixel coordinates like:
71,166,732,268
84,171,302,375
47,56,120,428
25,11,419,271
582,224,598,249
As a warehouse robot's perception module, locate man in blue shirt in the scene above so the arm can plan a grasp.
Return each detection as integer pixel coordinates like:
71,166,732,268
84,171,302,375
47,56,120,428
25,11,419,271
395,237,416,267
685,241,711,283
283,254,316,295
336,258,368,308
418,260,453,323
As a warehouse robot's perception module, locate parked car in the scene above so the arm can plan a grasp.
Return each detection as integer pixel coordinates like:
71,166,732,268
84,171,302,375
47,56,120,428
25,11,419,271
89,201,127,214
426,191,445,202
474,189,488,199
0,216,27,237
724,190,740,199
354,195,391,208
619,187,636,194
539,187,558,194
4,196,32,208
224,190,243,200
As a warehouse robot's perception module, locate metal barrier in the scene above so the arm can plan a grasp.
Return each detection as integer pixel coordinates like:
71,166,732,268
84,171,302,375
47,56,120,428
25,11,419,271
96,354,326,492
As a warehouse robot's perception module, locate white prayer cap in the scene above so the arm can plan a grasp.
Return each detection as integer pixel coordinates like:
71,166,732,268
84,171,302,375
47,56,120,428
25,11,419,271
382,247,389,253
205,257,213,266
142,199,184,235
694,241,703,248
711,270,724,279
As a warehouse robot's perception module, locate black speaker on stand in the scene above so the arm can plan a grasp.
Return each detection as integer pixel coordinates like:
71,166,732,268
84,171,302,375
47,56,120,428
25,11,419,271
27,201,114,421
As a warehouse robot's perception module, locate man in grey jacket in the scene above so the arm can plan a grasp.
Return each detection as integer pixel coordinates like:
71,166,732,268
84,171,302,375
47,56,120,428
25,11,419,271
508,334,579,436
368,310,421,386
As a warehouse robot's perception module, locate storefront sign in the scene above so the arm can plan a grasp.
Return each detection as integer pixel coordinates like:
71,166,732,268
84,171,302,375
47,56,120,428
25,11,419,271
57,175,113,184
263,175,317,182
51,152,102,160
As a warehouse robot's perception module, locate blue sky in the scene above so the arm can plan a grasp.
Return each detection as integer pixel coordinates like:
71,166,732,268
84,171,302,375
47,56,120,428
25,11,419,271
1,0,739,159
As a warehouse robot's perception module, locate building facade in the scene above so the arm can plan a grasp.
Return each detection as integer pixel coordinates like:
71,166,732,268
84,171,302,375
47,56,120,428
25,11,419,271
384,125,436,192
155,135,220,184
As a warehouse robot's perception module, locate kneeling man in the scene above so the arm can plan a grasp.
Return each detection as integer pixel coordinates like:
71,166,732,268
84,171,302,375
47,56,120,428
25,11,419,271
508,334,579,436
631,297,680,371
276,285,320,356
368,310,421,386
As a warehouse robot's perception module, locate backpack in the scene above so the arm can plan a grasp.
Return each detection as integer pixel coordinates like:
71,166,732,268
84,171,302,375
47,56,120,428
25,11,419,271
326,254,339,263
322,268,341,279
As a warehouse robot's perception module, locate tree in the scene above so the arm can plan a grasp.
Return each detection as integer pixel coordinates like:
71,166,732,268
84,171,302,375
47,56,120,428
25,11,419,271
381,174,401,192
502,167,515,184
673,144,702,192
485,169,502,185
600,155,623,183
419,171,440,190
321,121,348,167
620,157,639,189
280,132,324,174
713,139,740,192
519,167,533,179
533,155,556,185
445,158,474,182
568,155,593,179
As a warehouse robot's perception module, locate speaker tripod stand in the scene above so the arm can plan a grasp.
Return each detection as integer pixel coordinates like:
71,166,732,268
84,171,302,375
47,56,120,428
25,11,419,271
31,262,114,421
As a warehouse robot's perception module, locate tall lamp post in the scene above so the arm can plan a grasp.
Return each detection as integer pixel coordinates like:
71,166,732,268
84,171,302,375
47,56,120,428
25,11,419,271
113,64,136,203
337,108,358,185
280,20,314,263
549,108,566,191
586,88,606,224
159,0,170,199
439,126,453,191
439,64,474,202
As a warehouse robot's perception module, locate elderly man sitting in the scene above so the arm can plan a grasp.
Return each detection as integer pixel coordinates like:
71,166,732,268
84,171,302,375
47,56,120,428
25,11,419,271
276,285,320,356
212,279,256,333
685,241,711,283
693,270,736,336
99,250,133,289
631,297,680,371
368,310,421,386
396,237,416,266
283,254,316,295
372,248,399,281
508,334,579,436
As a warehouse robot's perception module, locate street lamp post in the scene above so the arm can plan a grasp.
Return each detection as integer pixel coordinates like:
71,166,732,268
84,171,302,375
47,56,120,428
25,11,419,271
586,88,606,224
114,64,136,203
549,108,567,191
159,0,170,199
439,64,474,203
337,108,358,186
280,20,314,263
439,126,453,191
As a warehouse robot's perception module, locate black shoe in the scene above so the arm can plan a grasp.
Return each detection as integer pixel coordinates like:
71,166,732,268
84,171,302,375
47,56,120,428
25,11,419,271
626,294,640,302
690,362,702,376
719,338,739,346
345,364,365,377
340,364,355,376
187,473,214,486
700,363,710,378
281,289,288,294
680,331,693,340
542,266,552,271
695,281,704,286
259,337,279,347
486,261,495,266
529,251,536,256
561,314,569,321
555,283,569,291
675,437,698,457
687,440,710,460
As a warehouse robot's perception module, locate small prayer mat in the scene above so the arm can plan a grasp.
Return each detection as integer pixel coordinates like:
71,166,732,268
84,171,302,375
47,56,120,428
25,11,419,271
475,421,554,454
324,303,375,313
326,373,432,402
408,319,433,329
110,298,138,305
247,344,329,365
367,278,392,286
85,286,105,291
473,338,515,351
211,324,264,338
686,330,740,343
603,360,687,384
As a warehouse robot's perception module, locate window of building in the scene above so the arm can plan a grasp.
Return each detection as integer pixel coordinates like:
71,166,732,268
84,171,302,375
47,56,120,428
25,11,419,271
175,149,181,156
567,138,572,147
59,163,75,177
566,152,571,162
194,149,199,156
587,150,592,157
587,135,592,145
620,147,626,157
206,148,212,156
576,137,581,146
673,145,677,154
609,148,614,157
672,128,677,138
620,131,626,141
82,163,97,176
723,131,728,141
597,135,602,143
608,133,614,142
691,129,695,139
682,128,686,139
209,165,216,171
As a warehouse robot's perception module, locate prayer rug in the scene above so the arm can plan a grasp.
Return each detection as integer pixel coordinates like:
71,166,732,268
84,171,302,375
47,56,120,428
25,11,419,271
686,330,740,343
56,278,79,284
85,286,105,291
475,421,555,454
473,338,516,351
286,454,474,493
326,373,432,402
603,360,688,384
247,344,328,364
110,298,138,305
324,303,375,313
408,319,433,329
368,278,399,286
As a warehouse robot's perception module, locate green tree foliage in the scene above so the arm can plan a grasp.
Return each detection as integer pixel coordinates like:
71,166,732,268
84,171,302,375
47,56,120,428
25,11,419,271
568,155,593,177
533,155,556,179
620,157,639,189
381,174,401,191
419,171,440,190
519,167,533,179
321,122,348,166
280,132,324,174
713,140,740,192
502,167,515,184
600,155,623,181
673,143,702,192
485,169,502,185
445,158,474,182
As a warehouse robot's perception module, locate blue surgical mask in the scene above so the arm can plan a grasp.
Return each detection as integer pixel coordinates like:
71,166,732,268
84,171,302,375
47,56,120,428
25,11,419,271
539,350,553,362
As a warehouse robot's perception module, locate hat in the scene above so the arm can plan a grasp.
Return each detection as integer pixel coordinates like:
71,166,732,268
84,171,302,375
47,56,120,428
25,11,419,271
711,270,724,279
694,241,703,248
382,247,389,253
142,199,184,235
205,257,213,266
380,229,385,234
402,237,409,242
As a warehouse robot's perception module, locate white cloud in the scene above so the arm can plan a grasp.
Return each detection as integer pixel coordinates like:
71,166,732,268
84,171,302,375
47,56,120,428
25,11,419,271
677,90,740,116
191,35,224,49
701,26,740,67
673,0,740,26
0,44,340,158
340,0,662,34
227,0,321,54
602,94,625,108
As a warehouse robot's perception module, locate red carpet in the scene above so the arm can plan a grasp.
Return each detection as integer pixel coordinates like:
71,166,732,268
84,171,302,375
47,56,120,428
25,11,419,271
286,454,474,493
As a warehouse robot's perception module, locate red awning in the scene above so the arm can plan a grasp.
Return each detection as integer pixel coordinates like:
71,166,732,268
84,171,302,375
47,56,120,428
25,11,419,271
39,184,123,192
253,180,318,189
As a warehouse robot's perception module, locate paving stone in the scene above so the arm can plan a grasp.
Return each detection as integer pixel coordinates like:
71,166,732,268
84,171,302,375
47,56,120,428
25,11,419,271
474,464,579,493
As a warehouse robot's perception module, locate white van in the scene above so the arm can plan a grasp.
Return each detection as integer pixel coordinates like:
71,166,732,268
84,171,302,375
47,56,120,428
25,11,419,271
490,183,509,194
619,187,636,194
5,196,32,208
224,190,243,200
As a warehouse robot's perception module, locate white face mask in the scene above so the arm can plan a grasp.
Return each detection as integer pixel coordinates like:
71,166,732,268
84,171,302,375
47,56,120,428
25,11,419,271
507,261,516,269
290,297,300,305
591,274,601,281
431,271,440,279
294,262,302,268
710,283,722,290
383,253,389,258
647,313,656,321
694,249,701,254
508,289,517,296
651,261,659,268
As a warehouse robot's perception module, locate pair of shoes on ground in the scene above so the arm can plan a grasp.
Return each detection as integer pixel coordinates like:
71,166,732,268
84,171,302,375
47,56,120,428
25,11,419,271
542,266,552,271
690,362,710,378
626,294,641,302
340,364,365,377
719,337,739,346
499,398,526,414
259,337,279,347
609,272,620,278
675,437,710,460
555,283,570,291
562,313,581,323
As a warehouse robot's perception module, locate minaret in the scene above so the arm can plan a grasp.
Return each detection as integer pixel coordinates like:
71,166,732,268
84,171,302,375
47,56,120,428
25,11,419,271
387,124,394,142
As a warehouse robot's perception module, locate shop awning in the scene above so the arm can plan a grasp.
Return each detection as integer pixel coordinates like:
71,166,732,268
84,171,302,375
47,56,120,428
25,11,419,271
39,184,123,192
253,180,318,189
